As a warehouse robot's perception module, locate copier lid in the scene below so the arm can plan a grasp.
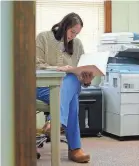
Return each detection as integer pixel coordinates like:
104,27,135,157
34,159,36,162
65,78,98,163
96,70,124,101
115,48,139,59
107,48,139,65
107,57,139,65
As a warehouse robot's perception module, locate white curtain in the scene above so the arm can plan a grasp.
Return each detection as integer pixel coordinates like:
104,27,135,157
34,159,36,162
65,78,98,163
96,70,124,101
36,0,104,54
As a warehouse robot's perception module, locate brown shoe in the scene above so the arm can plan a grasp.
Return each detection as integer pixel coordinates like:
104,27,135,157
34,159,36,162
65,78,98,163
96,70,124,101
68,149,90,163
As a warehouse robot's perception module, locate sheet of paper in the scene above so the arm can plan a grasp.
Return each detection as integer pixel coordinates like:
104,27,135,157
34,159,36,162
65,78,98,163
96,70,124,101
44,66,58,71
78,51,110,75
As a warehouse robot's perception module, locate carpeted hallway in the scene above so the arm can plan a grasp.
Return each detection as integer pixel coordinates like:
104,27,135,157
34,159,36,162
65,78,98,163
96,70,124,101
37,136,139,166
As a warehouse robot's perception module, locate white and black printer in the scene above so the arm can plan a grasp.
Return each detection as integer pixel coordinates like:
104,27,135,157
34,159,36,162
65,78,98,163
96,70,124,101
102,48,139,138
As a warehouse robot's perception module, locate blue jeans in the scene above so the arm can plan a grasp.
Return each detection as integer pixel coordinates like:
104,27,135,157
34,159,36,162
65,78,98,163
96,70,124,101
36,73,81,150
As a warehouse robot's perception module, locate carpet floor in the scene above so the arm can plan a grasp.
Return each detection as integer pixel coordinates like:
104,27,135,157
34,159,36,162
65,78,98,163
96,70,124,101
37,136,139,166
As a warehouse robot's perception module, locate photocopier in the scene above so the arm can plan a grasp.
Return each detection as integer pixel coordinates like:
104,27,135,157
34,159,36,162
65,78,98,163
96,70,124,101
101,48,139,137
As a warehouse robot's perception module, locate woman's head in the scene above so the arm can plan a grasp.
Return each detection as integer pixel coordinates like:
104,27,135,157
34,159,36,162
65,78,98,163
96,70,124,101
51,12,83,55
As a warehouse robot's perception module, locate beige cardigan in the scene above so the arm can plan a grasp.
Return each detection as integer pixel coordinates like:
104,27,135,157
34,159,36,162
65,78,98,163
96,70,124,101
36,31,84,69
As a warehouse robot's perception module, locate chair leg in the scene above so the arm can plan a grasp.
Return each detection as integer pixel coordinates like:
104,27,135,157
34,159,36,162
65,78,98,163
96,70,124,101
36,148,41,159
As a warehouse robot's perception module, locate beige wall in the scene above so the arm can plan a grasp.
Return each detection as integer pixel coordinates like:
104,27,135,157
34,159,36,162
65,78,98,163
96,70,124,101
112,1,139,32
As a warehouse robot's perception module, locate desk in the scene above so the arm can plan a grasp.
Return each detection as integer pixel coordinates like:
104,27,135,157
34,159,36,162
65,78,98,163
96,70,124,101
36,70,66,166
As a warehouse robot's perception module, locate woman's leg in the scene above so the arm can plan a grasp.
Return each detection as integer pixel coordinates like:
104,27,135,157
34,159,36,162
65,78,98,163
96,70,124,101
60,73,90,163
36,87,50,104
63,94,81,150
60,73,81,127
36,87,51,128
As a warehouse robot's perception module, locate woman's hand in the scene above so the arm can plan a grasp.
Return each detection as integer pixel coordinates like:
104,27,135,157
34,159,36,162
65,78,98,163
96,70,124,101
80,71,94,86
57,65,73,72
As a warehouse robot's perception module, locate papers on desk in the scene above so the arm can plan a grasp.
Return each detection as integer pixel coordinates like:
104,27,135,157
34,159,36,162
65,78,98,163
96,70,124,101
45,66,58,71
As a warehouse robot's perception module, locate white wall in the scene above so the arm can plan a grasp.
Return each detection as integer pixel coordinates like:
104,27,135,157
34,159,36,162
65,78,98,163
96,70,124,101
1,1,14,166
112,1,139,32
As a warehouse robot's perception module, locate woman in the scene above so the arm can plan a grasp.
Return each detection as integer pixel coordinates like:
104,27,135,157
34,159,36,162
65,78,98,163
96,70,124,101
36,12,93,163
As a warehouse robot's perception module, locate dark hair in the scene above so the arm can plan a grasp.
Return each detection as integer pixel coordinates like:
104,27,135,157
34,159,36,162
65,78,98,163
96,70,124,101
51,12,83,55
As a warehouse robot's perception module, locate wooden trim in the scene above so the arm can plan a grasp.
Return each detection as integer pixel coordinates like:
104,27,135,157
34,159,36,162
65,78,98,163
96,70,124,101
13,1,36,166
104,0,112,33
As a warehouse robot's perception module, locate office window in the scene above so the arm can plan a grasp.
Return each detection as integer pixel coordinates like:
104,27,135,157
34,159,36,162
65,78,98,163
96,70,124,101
36,0,104,53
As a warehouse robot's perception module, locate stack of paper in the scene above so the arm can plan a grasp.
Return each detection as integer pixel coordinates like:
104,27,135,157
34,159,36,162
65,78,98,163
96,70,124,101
98,32,139,52
100,32,134,44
